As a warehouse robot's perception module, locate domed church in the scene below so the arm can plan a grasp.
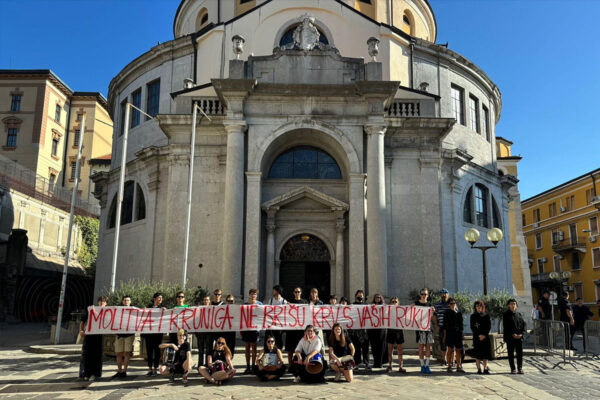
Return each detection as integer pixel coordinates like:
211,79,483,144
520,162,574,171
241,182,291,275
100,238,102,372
93,0,524,302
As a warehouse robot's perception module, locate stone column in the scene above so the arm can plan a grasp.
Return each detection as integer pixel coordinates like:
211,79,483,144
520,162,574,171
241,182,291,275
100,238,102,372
365,125,388,296
265,208,278,292
221,121,246,297
335,217,345,296
244,172,262,294
348,173,366,295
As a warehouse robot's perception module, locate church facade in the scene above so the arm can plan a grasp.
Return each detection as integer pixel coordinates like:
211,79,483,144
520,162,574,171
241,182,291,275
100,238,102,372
93,0,528,303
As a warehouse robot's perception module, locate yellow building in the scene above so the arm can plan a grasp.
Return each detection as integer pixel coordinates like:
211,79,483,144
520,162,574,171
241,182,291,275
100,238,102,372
496,137,533,311
0,70,113,206
522,168,600,319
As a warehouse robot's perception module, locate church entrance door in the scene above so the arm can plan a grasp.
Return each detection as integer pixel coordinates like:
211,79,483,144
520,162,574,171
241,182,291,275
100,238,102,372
279,234,331,302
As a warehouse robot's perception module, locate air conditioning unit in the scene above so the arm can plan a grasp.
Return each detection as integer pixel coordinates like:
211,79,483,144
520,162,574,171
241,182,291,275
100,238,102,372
592,196,600,202
590,235,598,243
560,207,567,212
533,222,540,228
540,257,548,262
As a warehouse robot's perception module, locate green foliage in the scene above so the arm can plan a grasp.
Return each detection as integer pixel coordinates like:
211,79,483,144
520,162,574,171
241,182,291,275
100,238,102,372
74,216,99,274
105,280,209,308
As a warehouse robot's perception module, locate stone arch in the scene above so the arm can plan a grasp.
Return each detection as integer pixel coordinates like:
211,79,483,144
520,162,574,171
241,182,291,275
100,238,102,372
272,16,335,49
196,8,209,30
402,9,416,36
277,229,335,263
253,119,361,177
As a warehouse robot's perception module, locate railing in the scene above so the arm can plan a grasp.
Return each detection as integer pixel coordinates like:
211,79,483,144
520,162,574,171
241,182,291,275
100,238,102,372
551,239,587,253
532,319,575,368
197,97,225,115
530,272,553,284
387,98,437,118
0,155,100,217
584,320,600,358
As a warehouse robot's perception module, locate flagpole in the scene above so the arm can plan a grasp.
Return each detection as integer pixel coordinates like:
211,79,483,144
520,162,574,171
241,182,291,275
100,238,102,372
54,115,86,344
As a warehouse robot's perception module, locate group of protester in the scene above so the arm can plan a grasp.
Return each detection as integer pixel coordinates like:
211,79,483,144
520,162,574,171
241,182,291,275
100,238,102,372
78,286,533,384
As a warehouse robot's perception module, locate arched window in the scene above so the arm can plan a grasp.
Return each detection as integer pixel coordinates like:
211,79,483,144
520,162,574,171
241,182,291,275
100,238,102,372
463,183,501,229
108,181,146,228
463,187,473,224
402,11,414,36
279,25,329,48
196,8,208,31
492,197,502,228
268,146,341,179
474,184,489,228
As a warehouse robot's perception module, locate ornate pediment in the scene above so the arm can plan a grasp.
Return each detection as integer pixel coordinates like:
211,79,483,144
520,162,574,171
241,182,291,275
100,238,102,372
262,186,348,212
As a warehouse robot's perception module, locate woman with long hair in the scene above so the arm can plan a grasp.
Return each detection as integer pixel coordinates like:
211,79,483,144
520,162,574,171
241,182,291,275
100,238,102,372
198,336,235,385
328,323,355,382
256,335,286,381
242,288,262,374
470,300,492,374
368,293,387,369
386,297,406,373
195,295,213,373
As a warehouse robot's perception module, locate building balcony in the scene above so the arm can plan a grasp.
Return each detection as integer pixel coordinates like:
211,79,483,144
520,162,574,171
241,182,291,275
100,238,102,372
530,270,571,285
387,98,436,118
551,239,587,254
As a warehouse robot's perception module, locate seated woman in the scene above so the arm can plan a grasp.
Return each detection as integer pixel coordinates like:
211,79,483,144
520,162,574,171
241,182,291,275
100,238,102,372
256,335,286,381
291,325,327,383
158,329,192,385
328,323,355,382
198,337,236,385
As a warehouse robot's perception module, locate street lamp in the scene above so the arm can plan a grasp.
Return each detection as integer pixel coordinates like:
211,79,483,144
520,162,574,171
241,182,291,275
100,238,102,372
464,227,504,295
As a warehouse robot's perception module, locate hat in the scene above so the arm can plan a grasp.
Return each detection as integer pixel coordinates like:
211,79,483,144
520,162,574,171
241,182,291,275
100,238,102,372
440,288,449,294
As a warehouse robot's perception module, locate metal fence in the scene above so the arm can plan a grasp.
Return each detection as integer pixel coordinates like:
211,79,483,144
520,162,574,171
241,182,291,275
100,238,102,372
584,320,600,358
0,155,100,217
532,319,575,368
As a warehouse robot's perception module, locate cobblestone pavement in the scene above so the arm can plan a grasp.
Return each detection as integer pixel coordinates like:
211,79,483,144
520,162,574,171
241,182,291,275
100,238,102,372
0,348,599,400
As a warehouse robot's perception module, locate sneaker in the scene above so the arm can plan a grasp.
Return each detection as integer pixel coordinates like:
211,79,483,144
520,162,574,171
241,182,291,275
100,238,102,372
447,367,453,373
510,370,517,375
121,372,127,379
169,373,175,383
366,364,372,372
456,367,465,373
182,375,188,385
89,375,96,382
424,366,432,374
386,366,392,373
153,369,159,376
477,368,482,374
483,368,490,375
112,372,122,379
420,365,425,374
294,376,301,383
146,371,154,377
517,369,524,375
243,367,251,375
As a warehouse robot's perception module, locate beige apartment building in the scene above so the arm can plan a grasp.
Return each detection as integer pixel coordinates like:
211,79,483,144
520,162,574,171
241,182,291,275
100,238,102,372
0,70,112,205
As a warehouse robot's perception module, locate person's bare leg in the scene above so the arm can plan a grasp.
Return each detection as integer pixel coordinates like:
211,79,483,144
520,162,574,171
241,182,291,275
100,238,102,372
251,343,257,366
387,343,394,367
456,349,462,368
344,369,353,382
116,352,123,373
199,366,215,382
159,365,170,376
397,345,404,369
476,359,481,370
123,352,131,373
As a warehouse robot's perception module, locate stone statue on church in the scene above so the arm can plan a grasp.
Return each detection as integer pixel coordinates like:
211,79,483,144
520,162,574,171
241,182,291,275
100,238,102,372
280,14,331,51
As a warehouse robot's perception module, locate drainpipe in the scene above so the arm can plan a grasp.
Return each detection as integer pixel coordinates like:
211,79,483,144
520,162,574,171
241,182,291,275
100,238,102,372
409,39,415,89
191,34,198,83
61,96,72,187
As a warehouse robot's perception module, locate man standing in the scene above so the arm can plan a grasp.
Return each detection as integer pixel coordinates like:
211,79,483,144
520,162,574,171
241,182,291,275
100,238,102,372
113,295,135,378
266,285,287,349
572,297,594,351
434,289,451,365
349,290,369,370
557,291,575,350
536,290,552,320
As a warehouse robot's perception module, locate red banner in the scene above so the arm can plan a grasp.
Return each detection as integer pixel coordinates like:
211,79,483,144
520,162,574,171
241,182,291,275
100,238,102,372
85,304,433,334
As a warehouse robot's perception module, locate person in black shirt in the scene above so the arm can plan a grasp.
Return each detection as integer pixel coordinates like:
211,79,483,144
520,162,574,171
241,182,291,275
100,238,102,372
329,323,355,382
414,288,436,374
195,295,213,372
256,335,286,381
386,297,406,373
199,336,235,385
470,300,491,374
368,293,387,369
537,290,552,320
349,289,369,370
143,292,165,376
572,297,593,351
442,298,464,373
285,287,308,367
222,294,237,359
159,329,192,385
503,299,525,374
78,296,108,381
557,291,576,350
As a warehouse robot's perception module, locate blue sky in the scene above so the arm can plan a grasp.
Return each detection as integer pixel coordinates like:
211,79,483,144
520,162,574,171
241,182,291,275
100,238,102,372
1,0,598,199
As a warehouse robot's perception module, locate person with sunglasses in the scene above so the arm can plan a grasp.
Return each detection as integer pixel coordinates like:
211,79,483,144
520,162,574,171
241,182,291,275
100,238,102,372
470,300,491,374
170,291,189,344
198,337,235,385
159,329,192,385
328,322,355,382
195,295,213,373
256,335,286,381
414,288,436,374
291,325,327,383
285,287,307,367
386,296,406,373
349,289,369,370
442,298,465,373
222,294,237,359
368,293,387,369
242,288,263,374
144,292,165,376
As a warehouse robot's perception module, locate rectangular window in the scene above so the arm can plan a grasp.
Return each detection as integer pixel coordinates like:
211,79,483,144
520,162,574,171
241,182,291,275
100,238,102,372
553,255,561,272
569,223,578,244
468,95,479,133
11,94,21,112
482,105,490,141
566,195,575,211
536,233,543,249
450,85,464,125
474,185,488,227
6,128,17,147
548,202,557,218
596,282,600,301
73,129,81,147
551,228,559,245
572,252,581,270
51,138,59,156
533,208,540,223
70,161,77,180
146,79,160,118
591,216,599,235
574,283,583,300
120,100,127,136
537,258,544,274
49,173,56,190
593,248,600,268
55,104,61,123
522,214,526,226
587,189,595,204
130,89,141,128
76,113,82,121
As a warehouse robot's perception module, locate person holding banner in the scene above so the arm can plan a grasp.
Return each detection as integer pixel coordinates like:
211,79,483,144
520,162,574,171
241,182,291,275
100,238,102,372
242,288,263,374
144,292,165,376
78,296,108,381
368,293,387,369
265,285,287,350
170,291,189,344
223,294,237,359
198,336,236,385
386,297,406,373
292,325,327,383
308,288,323,306
349,290,369,370
195,295,213,372
256,335,286,381
415,288,436,374
160,329,192,385
113,295,134,379
328,323,355,382
285,287,307,367
339,297,349,305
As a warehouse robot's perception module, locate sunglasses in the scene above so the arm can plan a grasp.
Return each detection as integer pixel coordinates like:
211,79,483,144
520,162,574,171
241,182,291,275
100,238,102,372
420,293,427,296
450,302,456,305
294,290,301,293
267,340,275,343
214,293,222,296
227,300,234,303
177,295,185,298
217,341,225,345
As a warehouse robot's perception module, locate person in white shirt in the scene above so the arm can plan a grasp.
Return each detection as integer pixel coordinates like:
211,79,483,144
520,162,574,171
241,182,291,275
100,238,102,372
265,285,288,349
291,325,327,383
